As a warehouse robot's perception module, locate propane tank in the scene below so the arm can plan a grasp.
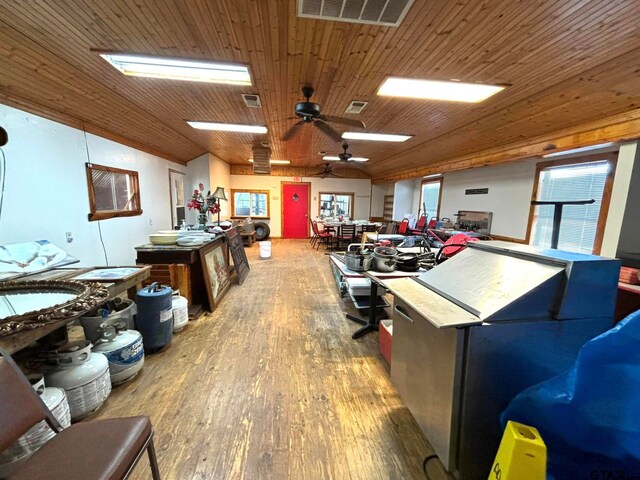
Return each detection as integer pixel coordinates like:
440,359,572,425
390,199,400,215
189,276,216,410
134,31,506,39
135,283,173,353
92,317,144,385
172,294,189,332
0,376,71,477
45,340,111,421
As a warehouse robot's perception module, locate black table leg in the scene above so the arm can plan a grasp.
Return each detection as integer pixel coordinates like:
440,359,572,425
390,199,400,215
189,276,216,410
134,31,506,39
346,276,382,339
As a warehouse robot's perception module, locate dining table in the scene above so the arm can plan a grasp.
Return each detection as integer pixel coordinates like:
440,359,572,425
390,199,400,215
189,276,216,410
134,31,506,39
320,221,382,250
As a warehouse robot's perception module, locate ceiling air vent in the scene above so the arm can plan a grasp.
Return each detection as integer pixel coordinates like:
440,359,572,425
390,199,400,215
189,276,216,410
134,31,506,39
242,93,262,108
297,0,414,27
252,147,271,174
345,100,368,114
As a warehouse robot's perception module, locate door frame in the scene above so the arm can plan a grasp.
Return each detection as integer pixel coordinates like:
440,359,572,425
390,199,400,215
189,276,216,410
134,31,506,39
281,181,312,238
168,168,186,228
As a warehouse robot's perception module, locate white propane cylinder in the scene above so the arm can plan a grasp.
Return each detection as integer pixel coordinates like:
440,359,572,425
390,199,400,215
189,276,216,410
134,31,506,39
45,340,111,421
0,376,71,477
92,330,145,385
172,295,189,332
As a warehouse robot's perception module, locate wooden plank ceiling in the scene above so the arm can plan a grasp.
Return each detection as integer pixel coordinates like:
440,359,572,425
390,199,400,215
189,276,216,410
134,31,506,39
1,0,640,177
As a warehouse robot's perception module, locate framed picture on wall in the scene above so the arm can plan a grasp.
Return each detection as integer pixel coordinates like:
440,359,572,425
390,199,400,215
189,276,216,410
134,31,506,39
199,240,231,310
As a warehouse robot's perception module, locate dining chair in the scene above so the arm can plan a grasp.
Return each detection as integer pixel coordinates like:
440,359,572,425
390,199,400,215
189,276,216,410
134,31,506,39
398,219,410,235
0,349,161,480
409,215,428,235
336,224,356,250
357,224,379,242
312,221,334,250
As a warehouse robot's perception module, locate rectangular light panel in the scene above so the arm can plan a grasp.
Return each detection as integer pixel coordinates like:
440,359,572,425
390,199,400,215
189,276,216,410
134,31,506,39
249,159,290,165
323,156,368,162
100,53,252,85
378,77,505,103
188,122,267,134
342,132,412,142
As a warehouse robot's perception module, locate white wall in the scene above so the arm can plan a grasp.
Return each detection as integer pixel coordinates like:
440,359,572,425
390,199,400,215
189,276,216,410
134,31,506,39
0,103,186,266
229,175,371,237
393,179,420,220
370,183,394,217
209,153,231,221
185,153,209,225
439,159,538,238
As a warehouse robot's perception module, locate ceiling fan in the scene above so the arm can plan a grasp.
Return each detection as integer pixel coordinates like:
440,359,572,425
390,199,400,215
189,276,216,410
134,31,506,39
282,86,365,142
310,163,342,179
325,143,368,163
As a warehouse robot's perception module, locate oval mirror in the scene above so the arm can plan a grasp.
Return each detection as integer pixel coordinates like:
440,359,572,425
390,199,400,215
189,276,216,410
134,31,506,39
0,280,110,337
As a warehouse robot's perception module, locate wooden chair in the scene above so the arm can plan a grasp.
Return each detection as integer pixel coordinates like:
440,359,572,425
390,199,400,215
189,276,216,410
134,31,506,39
336,224,356,250
0,349,161,480
357,224,379,242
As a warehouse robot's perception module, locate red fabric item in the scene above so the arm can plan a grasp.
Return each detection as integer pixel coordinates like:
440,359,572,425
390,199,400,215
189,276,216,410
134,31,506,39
440,233,479,257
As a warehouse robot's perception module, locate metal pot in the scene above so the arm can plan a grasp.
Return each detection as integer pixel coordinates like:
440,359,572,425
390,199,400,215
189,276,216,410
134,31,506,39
345,251,372,272
395,252,419,272
372,246,398,272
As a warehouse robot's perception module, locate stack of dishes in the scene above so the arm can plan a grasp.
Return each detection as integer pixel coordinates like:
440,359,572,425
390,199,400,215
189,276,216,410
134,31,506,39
177,230,207,246
149,230,179,245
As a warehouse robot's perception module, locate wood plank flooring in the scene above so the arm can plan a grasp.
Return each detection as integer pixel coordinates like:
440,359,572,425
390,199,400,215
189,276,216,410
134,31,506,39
93,239,452,480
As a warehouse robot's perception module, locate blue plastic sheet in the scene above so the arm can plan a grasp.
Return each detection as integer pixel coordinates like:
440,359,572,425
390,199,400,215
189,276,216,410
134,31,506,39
502,309,640,479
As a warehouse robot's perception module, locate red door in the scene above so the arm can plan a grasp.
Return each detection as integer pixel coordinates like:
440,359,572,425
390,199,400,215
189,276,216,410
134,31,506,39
282,182,310,238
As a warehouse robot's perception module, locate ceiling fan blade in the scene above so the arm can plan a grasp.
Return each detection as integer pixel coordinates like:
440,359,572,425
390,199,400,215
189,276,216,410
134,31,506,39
329,172,343,178
314,120,343,142
318,115,365,129
281,121,305,141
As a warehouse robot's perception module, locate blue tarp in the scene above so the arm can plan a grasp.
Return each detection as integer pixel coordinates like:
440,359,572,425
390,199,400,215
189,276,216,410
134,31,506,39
502,309,640,479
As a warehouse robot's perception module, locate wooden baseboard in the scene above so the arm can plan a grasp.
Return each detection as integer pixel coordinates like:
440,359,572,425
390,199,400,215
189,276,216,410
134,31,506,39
488,234,528,244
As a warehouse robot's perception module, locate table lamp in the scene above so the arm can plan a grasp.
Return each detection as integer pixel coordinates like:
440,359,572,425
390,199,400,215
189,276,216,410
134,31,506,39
212,186,227,225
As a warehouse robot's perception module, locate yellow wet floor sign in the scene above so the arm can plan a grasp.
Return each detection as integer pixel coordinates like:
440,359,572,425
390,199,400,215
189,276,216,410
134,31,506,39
489,421,547,480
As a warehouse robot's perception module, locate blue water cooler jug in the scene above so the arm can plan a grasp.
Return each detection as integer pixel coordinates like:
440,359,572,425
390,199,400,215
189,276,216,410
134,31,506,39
135,283,173,353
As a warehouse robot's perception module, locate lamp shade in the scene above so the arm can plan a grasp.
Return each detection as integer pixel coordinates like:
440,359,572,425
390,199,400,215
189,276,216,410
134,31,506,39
212,187,227,201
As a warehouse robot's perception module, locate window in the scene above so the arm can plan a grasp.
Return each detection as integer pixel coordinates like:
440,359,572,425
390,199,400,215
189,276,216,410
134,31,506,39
231,190,269,218
169,169,185,228
529,155,616,254
420,178,442,218
86,163,142,221
319,193,354,219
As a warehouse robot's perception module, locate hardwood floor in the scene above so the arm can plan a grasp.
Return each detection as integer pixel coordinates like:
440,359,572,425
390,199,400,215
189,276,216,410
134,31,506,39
94,239,452,480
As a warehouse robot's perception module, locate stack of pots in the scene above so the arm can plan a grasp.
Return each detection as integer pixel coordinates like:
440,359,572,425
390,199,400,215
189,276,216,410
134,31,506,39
0,376,71,477
44,340,111,421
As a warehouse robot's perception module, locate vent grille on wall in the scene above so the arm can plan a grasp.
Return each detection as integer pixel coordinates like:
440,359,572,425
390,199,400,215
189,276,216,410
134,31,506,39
252,147,271,174
297,0,414,27
242,94,262,108
345,100,368,114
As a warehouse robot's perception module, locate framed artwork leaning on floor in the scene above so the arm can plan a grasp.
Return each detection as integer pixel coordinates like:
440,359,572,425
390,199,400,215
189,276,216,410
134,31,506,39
199,240,230,310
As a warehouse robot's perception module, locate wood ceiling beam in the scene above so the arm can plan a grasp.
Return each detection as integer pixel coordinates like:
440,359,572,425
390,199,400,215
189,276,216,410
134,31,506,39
230,164,370,179
372,108,640,184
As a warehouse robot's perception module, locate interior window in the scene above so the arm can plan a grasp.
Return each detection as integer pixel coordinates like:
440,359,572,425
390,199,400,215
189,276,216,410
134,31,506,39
86,163,142,221
169,169,185,228
231,190,269,218
420,179,442,218
319,193,354,219
530,156,616,254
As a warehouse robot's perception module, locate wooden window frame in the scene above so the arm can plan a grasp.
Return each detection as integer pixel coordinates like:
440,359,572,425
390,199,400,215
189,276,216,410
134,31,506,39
318,192,355,218
230,189,270,219
525,152,618,255
86,163,142,222
419,177,443,219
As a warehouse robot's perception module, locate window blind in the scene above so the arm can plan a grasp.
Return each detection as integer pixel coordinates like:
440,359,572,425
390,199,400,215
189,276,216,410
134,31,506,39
531,161,609,254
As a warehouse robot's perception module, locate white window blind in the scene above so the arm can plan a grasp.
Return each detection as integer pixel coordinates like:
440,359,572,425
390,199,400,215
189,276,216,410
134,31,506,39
531,161,609,253
421,181,441,218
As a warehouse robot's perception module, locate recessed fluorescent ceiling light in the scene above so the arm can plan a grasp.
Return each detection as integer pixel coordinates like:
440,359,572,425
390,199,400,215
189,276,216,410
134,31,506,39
423,173,442,178
100,53,251,85
323,156,368,162
342,132,412,142
248,159,290,165
542,142,616,158
187,121,267,134
377,77,505,103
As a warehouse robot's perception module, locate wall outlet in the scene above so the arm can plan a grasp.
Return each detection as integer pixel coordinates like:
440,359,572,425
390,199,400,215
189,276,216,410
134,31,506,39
148,218,153,227
65,232,73,243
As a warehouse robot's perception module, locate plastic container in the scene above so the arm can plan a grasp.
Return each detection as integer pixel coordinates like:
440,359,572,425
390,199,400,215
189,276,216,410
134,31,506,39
80,299,136,343
259,241,272,259
135,283,173,353
44,341,111,421
172,295,189,332
379,320,393,364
